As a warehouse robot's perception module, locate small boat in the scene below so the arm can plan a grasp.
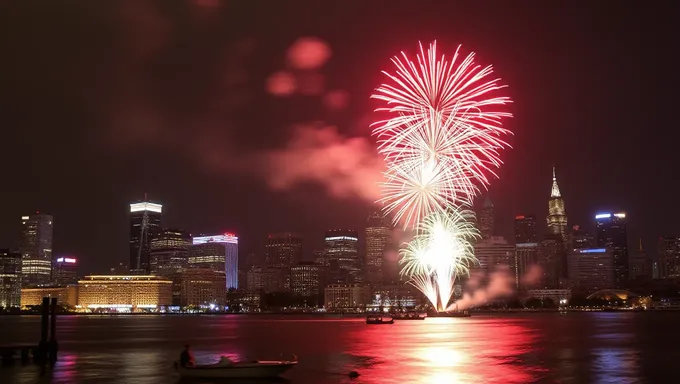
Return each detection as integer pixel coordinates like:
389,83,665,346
175,356,297,379
393,311,426,320
433,310,471,318
366,314,394,324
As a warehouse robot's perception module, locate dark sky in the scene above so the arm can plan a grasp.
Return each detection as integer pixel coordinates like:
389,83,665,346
1,0,678,274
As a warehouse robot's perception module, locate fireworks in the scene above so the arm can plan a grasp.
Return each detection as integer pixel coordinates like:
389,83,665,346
371,41,512,310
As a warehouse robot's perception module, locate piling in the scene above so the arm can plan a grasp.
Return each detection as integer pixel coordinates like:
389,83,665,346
48,298,59,366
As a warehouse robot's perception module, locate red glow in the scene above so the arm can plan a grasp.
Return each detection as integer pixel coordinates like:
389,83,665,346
266,71,296,96
224,232,236,237
286,37,331,70
323,90,350,110
515,215,525,220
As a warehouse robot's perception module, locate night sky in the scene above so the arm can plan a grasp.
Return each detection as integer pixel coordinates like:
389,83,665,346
1,1,678,274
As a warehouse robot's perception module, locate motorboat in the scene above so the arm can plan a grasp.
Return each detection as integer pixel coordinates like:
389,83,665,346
175,355,297,379
366,314,394,324
393,311,426,320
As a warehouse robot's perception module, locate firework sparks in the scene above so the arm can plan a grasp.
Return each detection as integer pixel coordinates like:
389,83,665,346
372,41,512,310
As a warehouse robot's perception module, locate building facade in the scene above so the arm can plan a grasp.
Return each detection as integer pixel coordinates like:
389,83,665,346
77,275,172,312
474,237,516,286
0,249,22,308
567,248,615,294
20,213,53,286
325,229,360,283
290,262,324,297
324,284,369,310
129,201,162,274
179,268,226,307
52,257,78,285
365,211,392,284
150,228,191,276
245,266,287,293
515,242,538,288
595,212,629,287
514,215,538,244
265,233,302,268
21,286,78,308
546,167,568,242
478,197,495,240
190,234,239,289
659,236,680,278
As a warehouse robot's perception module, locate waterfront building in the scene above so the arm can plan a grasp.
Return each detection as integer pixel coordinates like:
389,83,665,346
537,235,564,289
0,249,22,308
150,228,191,276
129,200,162,274
52,257,78,285
290,262,324,297
190,233,238,289
368,284,422,310
21,285,78,308
474,236,516,286
546,167,568,243
77,275,172,312
365,210,392,284
659,236,680,278
265,233,302,268
324,284,369,310
20,213,53,285
567,248,615,294
245,266,287,293
514,242,538,288
525,289,571,306
514,215,537,244
178,268,226,307
324,229,361,283
478,197,494,240
595,212,629,287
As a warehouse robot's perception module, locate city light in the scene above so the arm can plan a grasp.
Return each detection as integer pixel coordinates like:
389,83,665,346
130,202,163,213
325,236,358,241
56,257,77,263
614,213,626,218
192,234,239,244
579,248,607,254
595,213,612,219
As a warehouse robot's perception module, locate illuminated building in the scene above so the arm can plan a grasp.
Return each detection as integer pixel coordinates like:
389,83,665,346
546,167,568,243
659,237,680,278
313,250,327,266
52,257,78,285
179,268,226,307
245,266,287,293
567,248,615,293
478,197,495,240
514,215,537,244
150,228,191,276
537,235,563,289
21,286,78,308
365,211,393,284
525,289,571,306
569,225,593,249
266,233,302,268
514,242,538,288
324,229,360,283
595,212,629,287
368,284,422,310
474,237,515,286
290,262,324,297
77,275,172,312
20,213,53,285
324,284,369,310
129,200,162,274
0,249,22,308
189,233,238,289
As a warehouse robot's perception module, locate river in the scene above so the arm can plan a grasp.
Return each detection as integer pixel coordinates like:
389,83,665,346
0,312,677,383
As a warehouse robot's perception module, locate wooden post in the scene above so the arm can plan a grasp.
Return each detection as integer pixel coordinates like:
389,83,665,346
48,298,59,366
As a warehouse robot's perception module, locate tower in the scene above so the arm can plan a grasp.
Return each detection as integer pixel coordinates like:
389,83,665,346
546,167,567,242
365,210,392,284
478,197,494,240
129,200,162,274
595,212,628,287
20,213,53,286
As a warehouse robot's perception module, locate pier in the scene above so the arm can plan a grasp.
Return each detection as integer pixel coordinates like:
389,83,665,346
0,297,59,367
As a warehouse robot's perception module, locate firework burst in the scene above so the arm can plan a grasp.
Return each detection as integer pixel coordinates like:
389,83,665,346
372,41,512,311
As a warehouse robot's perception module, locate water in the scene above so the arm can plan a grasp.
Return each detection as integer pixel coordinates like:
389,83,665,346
0,312,677,383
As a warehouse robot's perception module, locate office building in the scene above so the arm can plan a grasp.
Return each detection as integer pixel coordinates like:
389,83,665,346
515,242,538,288
52,257,78,285
20,213,53,285
546,167,568,242
245,266,287,293
0,249,22,308
129,201,162,274
569,225,593,249
190,234,239,289
77,275,172,312
290,262,324,297
515,215,538,244
595,212,629,287
659,237,680,278
266,233,302,268
478,197,495,240
178,268,226,307
365,210,392,284
324,284,370,310
630,238,649,279
537,236,563,289
150,228,191,276
474,237,516,286
325,229,361,283
567,248,615,293
21,286,78,308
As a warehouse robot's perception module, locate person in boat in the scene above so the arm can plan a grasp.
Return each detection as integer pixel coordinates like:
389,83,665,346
180,344,195,367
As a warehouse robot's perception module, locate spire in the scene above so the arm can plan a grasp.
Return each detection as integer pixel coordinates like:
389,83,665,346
550,166,561,198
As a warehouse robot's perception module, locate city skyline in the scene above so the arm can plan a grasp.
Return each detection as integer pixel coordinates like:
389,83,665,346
1,2,676,275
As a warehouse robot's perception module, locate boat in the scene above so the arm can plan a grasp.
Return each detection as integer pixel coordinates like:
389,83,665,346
366,314,394,324
433,310,471,318
393,311,426,320
175,356,297,379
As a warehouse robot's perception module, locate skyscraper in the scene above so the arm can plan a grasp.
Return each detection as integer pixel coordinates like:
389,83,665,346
569,225,593,249
595,212,629,287
0,249,22,308
52,257,78,285
265,233,303,268
365,211,392,284
514,215,537,244
537,235,563,289
190,234,238,289
629,238,649,279
659,237,680,278
20,213,53,286
325,229,360,283
474,237,515,286
150,228,191,276
546,167,567,242
568,247,615,293
478,197,495,240
129,201,162,274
